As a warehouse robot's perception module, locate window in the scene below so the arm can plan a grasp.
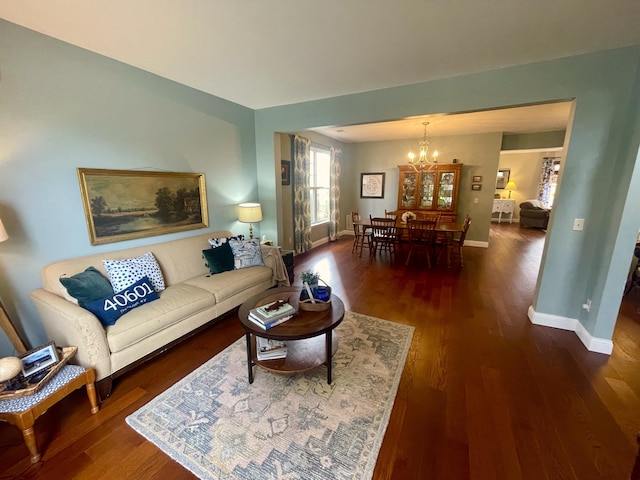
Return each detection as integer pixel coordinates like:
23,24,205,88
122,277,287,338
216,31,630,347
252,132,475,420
310,147,330,224
547,160,562,208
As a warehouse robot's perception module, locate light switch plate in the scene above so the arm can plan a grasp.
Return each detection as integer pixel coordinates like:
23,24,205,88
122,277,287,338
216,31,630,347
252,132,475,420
573,218,585,231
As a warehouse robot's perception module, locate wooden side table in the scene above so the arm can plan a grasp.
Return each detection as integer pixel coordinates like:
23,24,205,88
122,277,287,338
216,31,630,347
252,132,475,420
0,365,99,463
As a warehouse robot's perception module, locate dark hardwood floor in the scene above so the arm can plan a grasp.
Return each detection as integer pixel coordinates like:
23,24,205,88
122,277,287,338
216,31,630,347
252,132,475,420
2,223,640,479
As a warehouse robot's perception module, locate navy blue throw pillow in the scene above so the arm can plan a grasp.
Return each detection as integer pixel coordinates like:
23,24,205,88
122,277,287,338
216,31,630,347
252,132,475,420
84,276,159,327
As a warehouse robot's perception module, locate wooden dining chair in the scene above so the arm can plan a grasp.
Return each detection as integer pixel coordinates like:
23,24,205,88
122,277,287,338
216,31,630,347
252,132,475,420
351,210,371,257
405,218,438,267
449,215,472,267
369,216,398,260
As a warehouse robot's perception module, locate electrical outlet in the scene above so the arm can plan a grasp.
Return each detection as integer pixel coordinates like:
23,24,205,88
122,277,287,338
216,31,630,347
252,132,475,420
582,298,592,312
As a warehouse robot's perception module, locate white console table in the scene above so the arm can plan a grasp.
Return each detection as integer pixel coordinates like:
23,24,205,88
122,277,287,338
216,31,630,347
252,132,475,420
492,199,515,224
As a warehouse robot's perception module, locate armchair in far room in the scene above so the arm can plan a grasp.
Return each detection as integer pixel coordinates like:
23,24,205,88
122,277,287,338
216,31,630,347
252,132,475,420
519,200,551,229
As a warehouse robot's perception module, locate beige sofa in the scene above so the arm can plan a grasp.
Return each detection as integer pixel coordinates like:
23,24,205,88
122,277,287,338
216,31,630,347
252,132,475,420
30,231,288,400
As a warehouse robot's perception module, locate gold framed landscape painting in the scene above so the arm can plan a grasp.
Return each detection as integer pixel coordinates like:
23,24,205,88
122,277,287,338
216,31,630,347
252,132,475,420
77,168,209,245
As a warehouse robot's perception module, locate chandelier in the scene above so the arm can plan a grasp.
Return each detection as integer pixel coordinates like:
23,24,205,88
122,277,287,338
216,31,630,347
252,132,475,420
407,122,438,170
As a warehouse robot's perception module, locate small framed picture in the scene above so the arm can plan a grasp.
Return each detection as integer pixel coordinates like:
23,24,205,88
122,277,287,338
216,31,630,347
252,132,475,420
472,176,483,182
20,341,59,379
471,183,482,191
361,172,385,198
281,160,291,186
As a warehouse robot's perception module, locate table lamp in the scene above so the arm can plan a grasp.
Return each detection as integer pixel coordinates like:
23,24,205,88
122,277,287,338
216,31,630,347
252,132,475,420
0,217,28,355
506,181,517,199
238,203,262,239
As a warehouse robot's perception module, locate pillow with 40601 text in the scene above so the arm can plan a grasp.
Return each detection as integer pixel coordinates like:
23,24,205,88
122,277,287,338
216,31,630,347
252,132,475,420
84,276,159,326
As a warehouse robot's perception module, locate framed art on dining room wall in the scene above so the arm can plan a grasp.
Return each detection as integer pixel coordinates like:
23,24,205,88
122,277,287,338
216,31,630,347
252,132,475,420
77,168,209,245
360,172,385,198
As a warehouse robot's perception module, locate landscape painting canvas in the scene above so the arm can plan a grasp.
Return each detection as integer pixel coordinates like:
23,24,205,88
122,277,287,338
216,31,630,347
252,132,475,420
78,168,208,245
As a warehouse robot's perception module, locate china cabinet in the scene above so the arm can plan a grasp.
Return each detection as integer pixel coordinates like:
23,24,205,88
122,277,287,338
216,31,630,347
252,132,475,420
395,163,462,221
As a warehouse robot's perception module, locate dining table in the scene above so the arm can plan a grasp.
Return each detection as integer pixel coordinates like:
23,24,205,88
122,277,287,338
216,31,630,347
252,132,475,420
353,218,464,267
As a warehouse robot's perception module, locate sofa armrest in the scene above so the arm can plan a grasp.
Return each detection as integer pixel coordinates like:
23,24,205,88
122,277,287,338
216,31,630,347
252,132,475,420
30,289,112,382
260,245,290,286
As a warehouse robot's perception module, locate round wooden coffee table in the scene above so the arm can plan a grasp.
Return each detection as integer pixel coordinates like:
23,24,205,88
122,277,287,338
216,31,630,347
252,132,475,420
238,287,345,384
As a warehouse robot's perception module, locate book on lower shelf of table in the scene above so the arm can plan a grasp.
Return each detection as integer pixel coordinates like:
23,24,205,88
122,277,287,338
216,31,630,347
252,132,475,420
256,337,287,360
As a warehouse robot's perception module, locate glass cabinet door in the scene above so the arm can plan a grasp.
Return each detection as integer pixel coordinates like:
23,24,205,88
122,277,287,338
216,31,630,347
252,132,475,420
400,171,418,208
419,172,435,208
437,171,456,209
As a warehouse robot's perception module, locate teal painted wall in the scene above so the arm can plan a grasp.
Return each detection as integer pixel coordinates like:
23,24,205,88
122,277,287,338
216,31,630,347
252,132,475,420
256,46,640,344
0,21,258,355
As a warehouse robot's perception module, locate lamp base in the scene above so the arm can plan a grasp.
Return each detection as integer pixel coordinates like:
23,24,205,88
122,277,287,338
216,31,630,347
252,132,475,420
249,224,254,239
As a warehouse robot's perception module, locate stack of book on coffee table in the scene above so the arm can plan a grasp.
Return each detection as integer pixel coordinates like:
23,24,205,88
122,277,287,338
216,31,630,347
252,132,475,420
256,337,287,360
248,299,296,330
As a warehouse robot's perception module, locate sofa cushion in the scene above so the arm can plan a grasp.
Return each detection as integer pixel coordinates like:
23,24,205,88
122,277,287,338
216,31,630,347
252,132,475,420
202,242,235,274
84,276,159,327
59,267,114,306
105,283,215,353
229,238,264,269
184,266,272,303
103,252,166,292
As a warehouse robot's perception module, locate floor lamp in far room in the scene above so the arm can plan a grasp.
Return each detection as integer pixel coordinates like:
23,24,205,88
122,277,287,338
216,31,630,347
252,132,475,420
0,218,28,355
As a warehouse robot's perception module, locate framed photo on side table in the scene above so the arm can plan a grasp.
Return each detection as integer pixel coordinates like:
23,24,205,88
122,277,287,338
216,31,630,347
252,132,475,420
361,172,385,198
20,341,59,379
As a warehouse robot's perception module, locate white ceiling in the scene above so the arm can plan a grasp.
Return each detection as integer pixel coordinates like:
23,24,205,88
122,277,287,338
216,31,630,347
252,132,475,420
0,1,637,142
309,101,573,143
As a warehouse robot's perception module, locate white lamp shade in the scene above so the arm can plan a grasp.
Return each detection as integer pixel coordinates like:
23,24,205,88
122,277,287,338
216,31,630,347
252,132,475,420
0,219,8,243
238,203,263,223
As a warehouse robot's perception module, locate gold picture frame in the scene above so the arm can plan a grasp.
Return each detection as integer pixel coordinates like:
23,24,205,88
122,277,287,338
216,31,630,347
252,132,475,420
77,168,209,245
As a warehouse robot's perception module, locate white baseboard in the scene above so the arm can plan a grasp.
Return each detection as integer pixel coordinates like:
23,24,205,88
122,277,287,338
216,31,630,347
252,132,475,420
527,305,613,355
464,240,489,248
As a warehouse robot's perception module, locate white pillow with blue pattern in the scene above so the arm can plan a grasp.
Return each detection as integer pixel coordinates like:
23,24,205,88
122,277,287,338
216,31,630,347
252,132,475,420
228,238,264,269
103,252,165,293
208,234,244,249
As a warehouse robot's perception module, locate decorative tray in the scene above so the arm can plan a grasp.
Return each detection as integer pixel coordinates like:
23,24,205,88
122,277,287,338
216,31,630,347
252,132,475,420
299,280,332,311
0,346,78,400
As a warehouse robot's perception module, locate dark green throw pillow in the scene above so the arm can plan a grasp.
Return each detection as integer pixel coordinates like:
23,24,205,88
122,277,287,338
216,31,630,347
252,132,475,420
202,242,235,274
60,266,114,306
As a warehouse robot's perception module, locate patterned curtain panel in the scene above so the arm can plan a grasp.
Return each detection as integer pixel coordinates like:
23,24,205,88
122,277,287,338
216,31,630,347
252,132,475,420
537,157,555,206
329,147,342,241
293,135,312,254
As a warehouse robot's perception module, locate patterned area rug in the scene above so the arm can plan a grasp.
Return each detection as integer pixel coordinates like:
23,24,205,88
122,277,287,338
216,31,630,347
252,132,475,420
126,311,414,479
